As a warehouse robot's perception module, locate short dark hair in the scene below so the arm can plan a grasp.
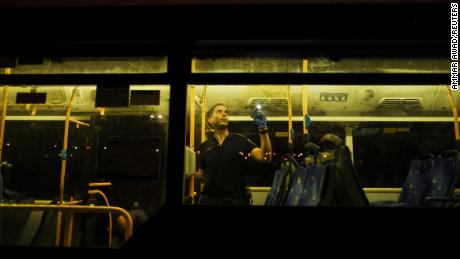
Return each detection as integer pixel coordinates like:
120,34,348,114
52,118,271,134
206,103,227,118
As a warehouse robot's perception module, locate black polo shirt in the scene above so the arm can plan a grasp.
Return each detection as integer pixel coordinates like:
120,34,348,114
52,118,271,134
197,133,257,199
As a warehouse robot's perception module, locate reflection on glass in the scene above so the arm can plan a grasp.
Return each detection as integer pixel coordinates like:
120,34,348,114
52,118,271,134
192,57,449,73
184,85,458,207
14,57,167,74
0,85,169,248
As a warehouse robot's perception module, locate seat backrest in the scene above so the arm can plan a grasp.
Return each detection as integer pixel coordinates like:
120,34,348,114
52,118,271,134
319,134,368,206
303,142,321,166
398,156,432,206
423,150,459,201
284,166,308,206
265,158,297,206
398,151,459,207
265,167,288,206
332,144,369,206
298,163,335,206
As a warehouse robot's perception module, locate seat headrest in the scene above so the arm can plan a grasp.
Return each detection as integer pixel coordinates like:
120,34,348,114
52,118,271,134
318,151,335,164
439,150,458,159
320,134,344,150
304,143,320,155
417,153,434,160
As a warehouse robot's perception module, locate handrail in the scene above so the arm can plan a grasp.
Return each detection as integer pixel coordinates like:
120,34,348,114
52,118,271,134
88,182,112,188
88,190,113,248
25,104,37,116
69,118,90,127
0,204,133,244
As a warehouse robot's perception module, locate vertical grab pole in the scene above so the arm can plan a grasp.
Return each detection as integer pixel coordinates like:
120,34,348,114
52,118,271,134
0,67,11,246
62,197,75,247
287,85,293,148
189,86,196,151
200,85,208,143
87,190,113,248
188,59,197,203
198,85,208,195
302,60,309,136
0,68,11,164
55,87,78,246
188,86,196,202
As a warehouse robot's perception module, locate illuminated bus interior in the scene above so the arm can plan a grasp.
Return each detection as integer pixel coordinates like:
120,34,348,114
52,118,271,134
0,2,454,248
0,56,169,248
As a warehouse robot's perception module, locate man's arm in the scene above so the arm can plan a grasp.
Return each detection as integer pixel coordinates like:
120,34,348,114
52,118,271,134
251,131,272,163
194,169,206,183
250,108,272,163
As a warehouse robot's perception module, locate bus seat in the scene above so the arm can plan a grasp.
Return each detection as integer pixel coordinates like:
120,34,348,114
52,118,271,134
298,163,336,206
303,143,320,166
265,158,296,206
398,155,433,206
423,150,460,207
373,151,459,207
265,168,288,206
321,134,369,206
284,166,308,206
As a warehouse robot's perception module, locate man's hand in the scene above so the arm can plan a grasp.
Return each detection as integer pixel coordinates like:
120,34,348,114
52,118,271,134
251,108,267,131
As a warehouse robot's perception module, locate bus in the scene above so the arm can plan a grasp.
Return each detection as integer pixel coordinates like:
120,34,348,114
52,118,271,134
0,2,456,251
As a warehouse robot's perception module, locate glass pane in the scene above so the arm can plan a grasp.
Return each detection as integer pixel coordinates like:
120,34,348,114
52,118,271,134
13,57,167,74
0,84,170,248
192,57,304,73
192,57,449,73
308,57,449,73
184,84,458,207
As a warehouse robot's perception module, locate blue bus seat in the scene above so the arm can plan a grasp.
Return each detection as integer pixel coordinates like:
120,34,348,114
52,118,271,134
265,167,288,206
298,163,335,206
423,150,460,207
373,150,459,207
265,156,298,206
397,155,433,206
284,166,308,206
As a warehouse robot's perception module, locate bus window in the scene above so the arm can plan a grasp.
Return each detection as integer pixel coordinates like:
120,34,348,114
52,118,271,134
184,83,459,207
191,56,449,74
13,56,167,74
0,84,170,248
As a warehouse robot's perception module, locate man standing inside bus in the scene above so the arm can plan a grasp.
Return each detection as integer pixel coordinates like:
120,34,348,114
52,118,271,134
194,103,272,206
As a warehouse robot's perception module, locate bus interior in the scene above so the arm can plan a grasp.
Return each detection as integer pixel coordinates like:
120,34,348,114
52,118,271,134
0,2,456,250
